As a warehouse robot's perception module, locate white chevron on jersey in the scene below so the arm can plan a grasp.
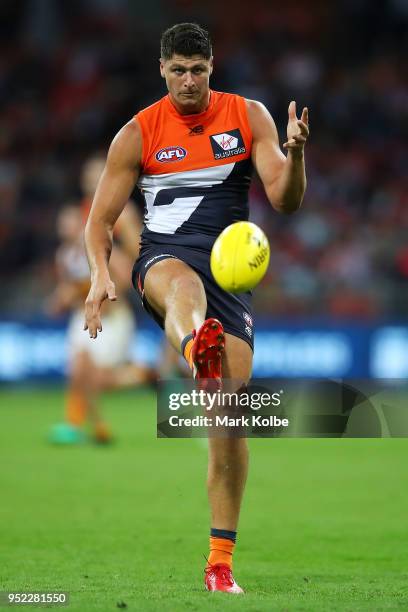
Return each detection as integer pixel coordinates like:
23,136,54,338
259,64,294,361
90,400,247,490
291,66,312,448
138,163,235,234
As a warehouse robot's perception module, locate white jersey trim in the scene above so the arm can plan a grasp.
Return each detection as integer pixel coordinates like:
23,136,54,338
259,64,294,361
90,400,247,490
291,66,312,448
138,164,235,234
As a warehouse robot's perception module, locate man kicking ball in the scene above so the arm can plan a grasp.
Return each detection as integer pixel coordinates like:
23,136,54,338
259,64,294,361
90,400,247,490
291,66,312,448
84,22,308,592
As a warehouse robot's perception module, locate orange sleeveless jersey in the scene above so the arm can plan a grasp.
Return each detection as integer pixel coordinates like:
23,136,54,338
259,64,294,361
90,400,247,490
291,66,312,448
134,90,253,252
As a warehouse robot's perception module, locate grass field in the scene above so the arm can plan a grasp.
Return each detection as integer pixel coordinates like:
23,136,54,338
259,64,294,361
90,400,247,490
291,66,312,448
1,386,408,611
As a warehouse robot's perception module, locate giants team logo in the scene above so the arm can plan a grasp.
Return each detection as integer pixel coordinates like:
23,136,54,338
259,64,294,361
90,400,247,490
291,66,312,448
156,146,187,162
243,312,253,327
210,129,246,160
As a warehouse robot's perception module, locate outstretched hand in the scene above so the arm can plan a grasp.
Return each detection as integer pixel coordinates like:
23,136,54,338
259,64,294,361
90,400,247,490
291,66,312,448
84,275,117,339
283,101,309,154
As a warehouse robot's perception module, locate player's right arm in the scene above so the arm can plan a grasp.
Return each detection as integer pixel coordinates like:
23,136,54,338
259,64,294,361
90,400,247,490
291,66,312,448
115,202,143,260
84,119,142,338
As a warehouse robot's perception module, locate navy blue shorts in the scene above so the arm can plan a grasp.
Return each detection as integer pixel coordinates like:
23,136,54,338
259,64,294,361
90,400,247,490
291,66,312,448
132,245,254,350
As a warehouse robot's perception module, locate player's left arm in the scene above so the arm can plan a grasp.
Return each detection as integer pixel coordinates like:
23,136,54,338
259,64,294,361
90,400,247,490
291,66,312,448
246,99,309,214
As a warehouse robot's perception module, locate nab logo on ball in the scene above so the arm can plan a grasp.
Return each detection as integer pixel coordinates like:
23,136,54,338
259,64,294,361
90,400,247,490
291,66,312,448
210,129,246,160
156,146,187,163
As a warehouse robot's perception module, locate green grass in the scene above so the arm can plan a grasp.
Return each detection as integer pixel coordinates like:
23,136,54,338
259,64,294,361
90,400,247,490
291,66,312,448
1,386,408,611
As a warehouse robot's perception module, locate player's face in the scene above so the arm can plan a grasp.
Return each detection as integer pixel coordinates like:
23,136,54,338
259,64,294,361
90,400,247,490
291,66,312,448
160,54,213,114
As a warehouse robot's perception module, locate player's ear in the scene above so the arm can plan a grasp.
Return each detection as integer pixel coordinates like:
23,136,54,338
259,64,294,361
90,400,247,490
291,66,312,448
209,56,214,76
159,58,165,78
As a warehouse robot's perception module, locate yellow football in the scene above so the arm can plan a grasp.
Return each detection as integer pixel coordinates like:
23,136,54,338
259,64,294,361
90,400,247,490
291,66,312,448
210,221,270,293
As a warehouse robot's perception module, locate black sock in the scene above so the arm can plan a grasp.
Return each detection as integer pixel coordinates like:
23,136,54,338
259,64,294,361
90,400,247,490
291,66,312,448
210,528,237,543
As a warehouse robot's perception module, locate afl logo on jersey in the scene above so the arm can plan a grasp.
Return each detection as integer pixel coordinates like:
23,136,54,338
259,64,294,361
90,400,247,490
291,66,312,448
155,146,187,163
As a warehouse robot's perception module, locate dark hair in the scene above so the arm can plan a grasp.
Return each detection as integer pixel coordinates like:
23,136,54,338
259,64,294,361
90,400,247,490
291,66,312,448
160,23,212,60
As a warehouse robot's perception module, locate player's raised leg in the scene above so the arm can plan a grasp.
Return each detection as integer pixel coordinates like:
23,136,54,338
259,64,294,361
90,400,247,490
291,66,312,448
144,257,207,357
144,257,225,378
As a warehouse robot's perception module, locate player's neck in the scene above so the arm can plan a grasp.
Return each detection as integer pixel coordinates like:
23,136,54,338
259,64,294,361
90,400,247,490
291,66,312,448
168,90,211,116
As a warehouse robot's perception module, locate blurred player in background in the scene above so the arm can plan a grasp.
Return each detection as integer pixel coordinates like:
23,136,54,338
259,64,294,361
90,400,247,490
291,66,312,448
48,156,155,444
80,155,142,264
81,156,186,381
84,24,308,591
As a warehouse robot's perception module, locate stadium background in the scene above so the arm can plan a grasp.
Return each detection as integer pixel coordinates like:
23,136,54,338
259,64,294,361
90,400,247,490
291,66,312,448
1,0,408,380
1,1,408,610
